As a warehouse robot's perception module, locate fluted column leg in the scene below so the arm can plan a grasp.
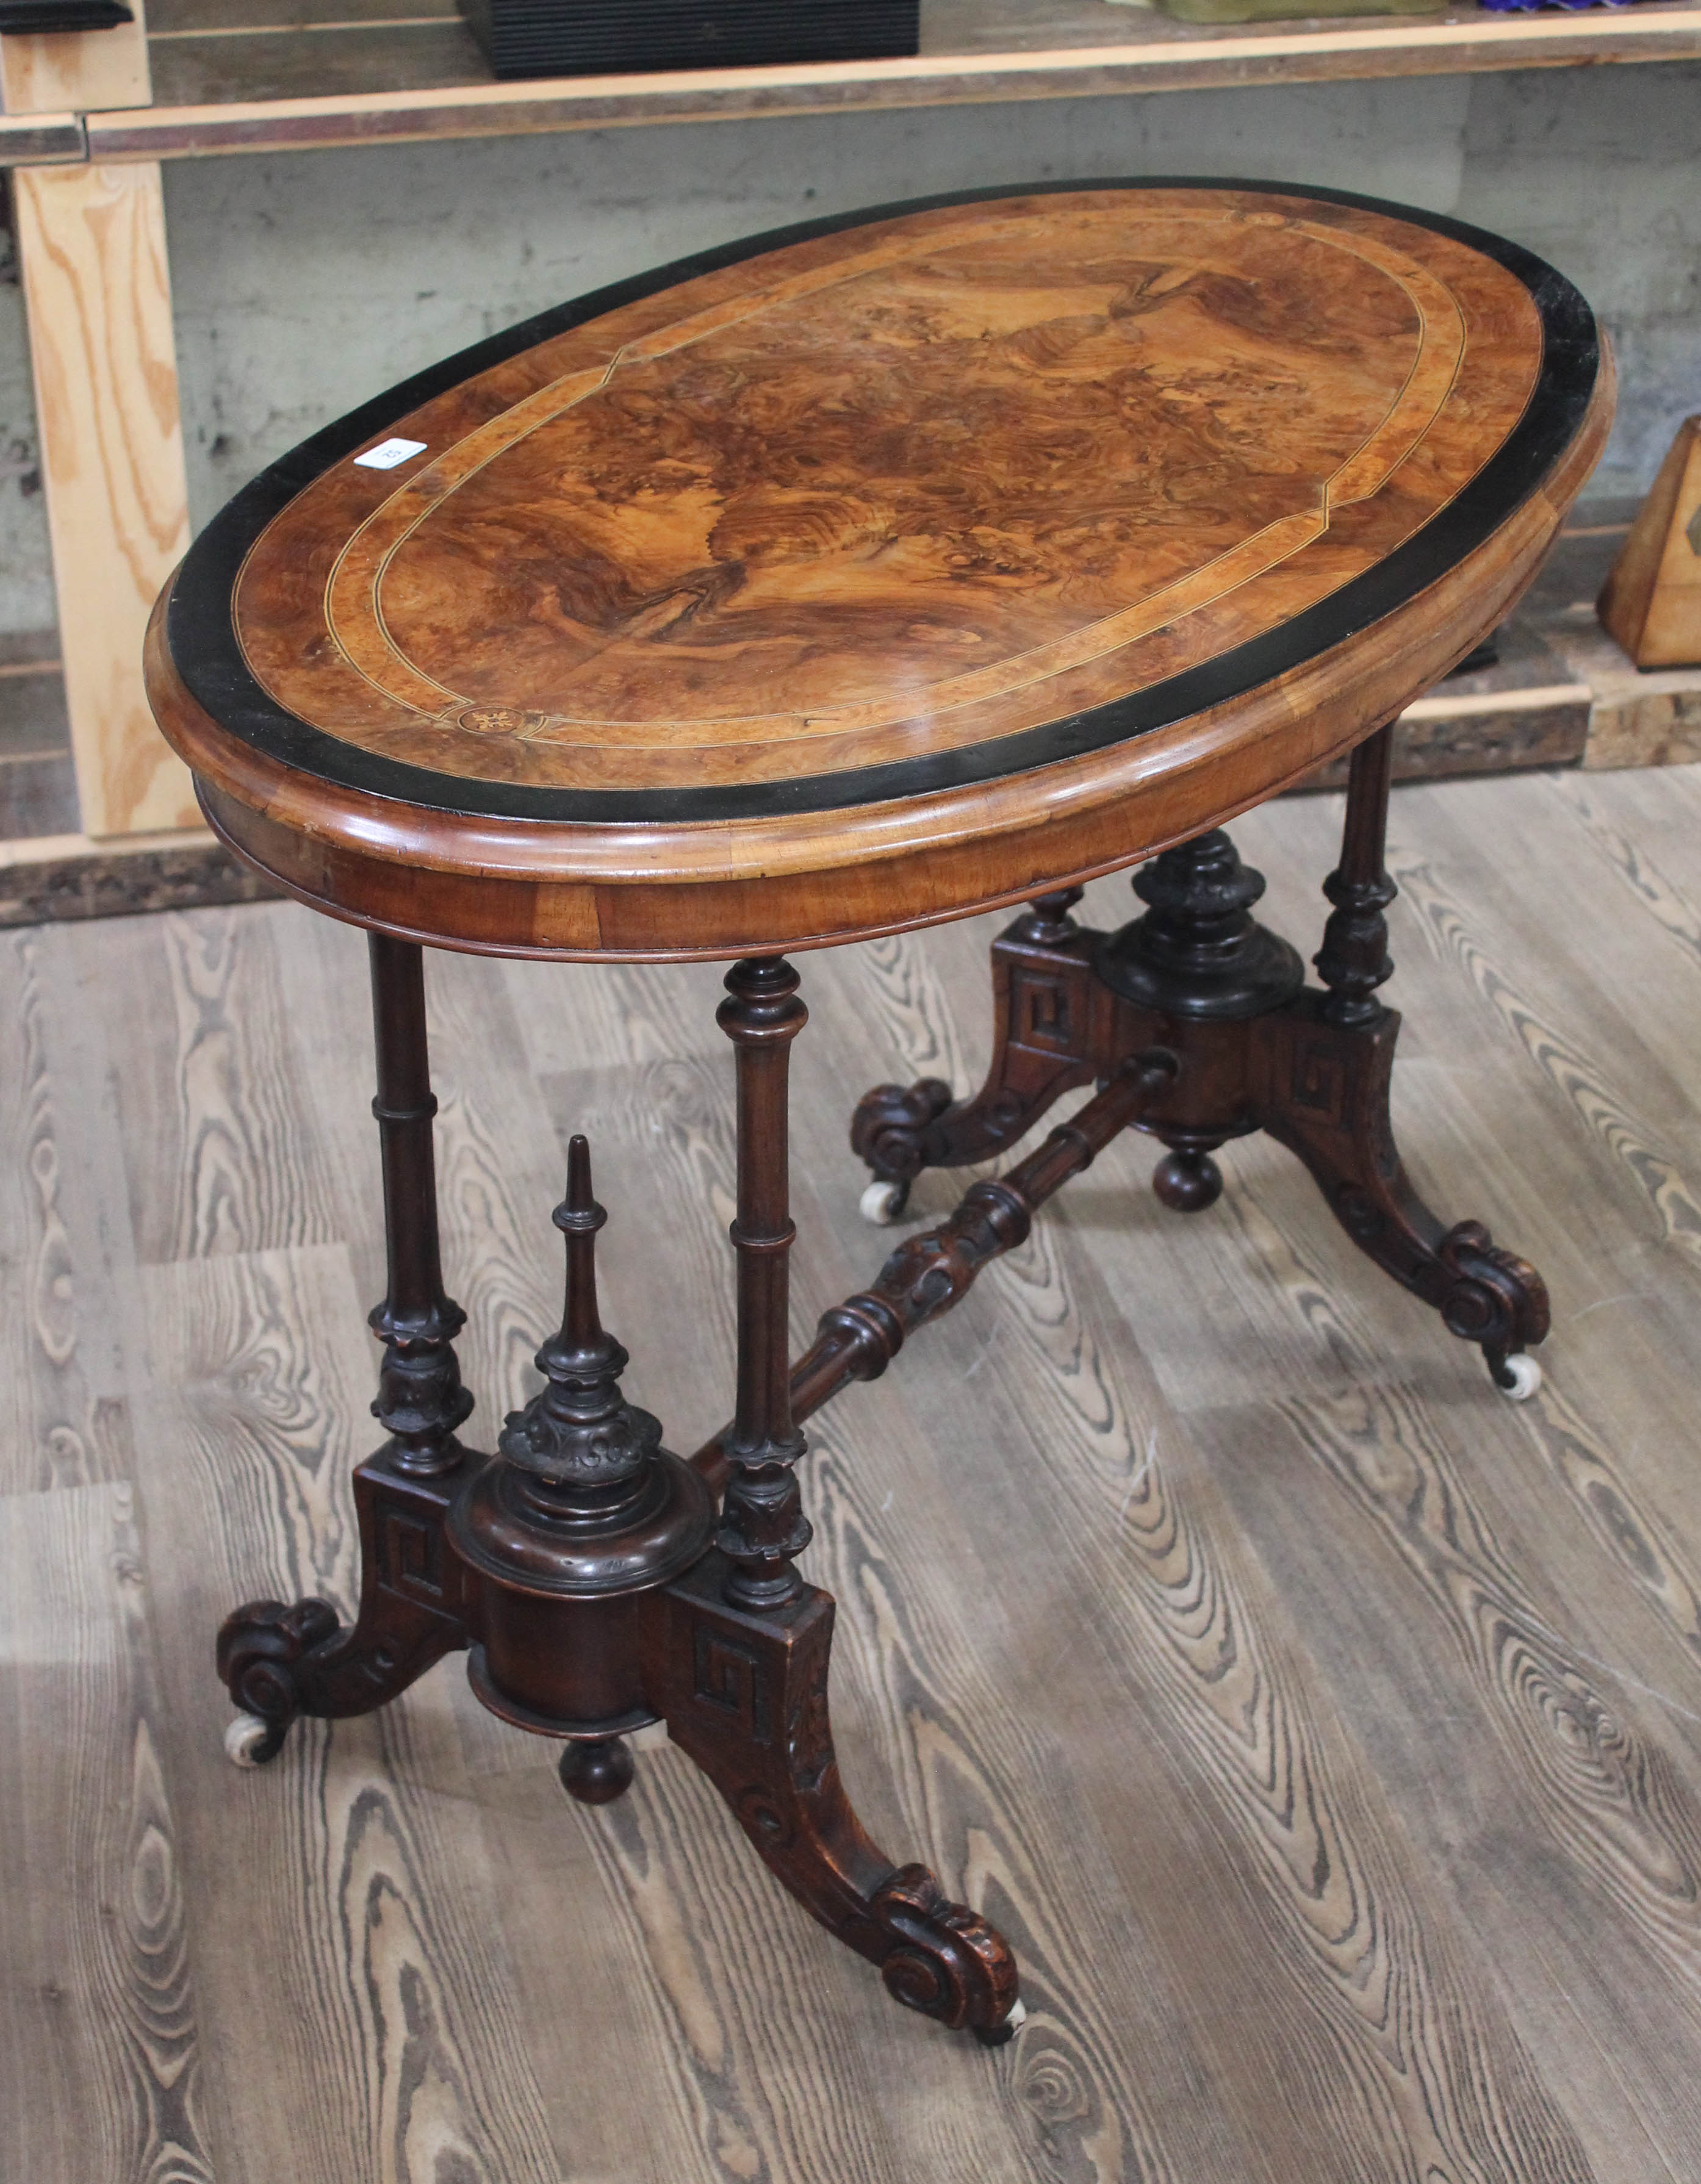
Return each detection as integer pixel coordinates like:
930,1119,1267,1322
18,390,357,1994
366,931,474,1473
1315,721,1397,1026
715,957,811,1610
215,933,473,1761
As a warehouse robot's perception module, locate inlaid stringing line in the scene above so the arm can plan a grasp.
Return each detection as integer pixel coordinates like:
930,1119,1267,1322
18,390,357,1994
239,203,1512,772
333,216,1465,731
313,215,1080,717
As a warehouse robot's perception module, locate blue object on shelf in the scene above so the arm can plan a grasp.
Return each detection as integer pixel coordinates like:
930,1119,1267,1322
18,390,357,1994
1478,0,1638,12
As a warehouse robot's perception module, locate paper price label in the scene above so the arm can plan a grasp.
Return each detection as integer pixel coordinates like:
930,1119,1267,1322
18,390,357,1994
354,437,428,470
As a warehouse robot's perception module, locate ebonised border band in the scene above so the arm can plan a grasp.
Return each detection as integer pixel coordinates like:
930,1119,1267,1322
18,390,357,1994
165,176,1600,830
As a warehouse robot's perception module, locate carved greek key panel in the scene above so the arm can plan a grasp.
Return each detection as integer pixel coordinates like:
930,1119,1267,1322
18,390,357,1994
1012,966,1083,1056
692,1623,773,1747
373,1498,447,1603
1291,1041,1347,1129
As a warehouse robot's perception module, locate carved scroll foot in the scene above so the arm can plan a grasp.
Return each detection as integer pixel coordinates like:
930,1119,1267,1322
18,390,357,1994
1436,1220,1551,1394
215,1582,465,1761
216,1598,342,1764
215,1456,469,1761
850,1063,1074,1218
1255,999,1550,1389
849,1077,956,1215
872,1865,1025,2042
851,898,1108,1210
653,1550,1021,2041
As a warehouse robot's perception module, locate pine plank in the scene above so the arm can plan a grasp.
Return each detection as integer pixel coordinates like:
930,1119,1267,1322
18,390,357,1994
1384,825,1701,1260
1195,1388,1701,2184
10,157,196,839
13,762,1701,2177
448,1755,735,2184
107,904,345,1266
0,0,151,113
76,9,1701,163
792,932,1604,2184
0,923,137,1492
0,1480,214,2184
132,1240,564,2184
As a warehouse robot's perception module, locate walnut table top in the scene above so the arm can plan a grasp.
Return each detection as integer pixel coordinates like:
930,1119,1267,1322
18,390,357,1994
145,179,1613,961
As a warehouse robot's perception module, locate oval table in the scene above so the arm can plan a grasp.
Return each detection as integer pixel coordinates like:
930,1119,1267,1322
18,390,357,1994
145,180,1612,2047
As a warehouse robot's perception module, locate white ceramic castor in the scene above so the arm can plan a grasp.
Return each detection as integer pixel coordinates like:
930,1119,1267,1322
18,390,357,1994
223,1712,274,1768
1495,1352,1543,1401
973,1995,1029,2048
860,1178,907,1226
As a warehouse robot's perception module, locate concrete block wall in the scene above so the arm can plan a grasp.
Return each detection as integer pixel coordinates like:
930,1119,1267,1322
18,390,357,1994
0,195,54,638
2,61,1697,636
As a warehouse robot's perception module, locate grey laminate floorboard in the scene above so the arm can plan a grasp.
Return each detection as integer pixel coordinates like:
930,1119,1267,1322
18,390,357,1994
5,766,1701,2180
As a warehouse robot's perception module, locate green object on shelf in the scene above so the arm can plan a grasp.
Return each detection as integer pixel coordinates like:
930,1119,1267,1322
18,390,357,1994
1140,0,1447,21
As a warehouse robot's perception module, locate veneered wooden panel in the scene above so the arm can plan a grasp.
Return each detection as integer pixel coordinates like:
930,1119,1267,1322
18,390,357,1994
146,181,1613,951
172,473,1596,958
229,192,1537,795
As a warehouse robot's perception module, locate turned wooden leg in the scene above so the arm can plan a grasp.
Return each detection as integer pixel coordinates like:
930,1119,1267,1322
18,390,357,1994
850,891,1104,1217
716,957,813,1609
217,933,473,1761
1314,721,1398,1028
696,1053,1178,1495
680,958,1021,2041
1255,727,1550,1393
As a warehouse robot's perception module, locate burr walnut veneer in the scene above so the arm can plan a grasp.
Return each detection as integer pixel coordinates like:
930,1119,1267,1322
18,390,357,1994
144,181,1611,2046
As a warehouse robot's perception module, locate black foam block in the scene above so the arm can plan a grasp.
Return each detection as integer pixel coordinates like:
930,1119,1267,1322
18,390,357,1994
458,0,920,81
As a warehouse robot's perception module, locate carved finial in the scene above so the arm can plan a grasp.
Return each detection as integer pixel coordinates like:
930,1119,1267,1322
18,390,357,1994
498,1135,659,1493
556,1132,611,1354
1096,828,1303,1020
1131,830,1265,955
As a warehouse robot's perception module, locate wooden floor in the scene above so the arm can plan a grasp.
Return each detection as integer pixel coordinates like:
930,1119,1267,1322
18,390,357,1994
5,762,1701,2183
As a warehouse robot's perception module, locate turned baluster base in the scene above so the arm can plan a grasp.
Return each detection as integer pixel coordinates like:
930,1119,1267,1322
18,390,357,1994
217,956,1023,2047
851,816,1548,1395
216,1421,1023,2044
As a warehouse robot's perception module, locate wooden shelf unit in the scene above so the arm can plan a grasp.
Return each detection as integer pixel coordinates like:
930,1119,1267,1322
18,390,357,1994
8,4,1701,166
